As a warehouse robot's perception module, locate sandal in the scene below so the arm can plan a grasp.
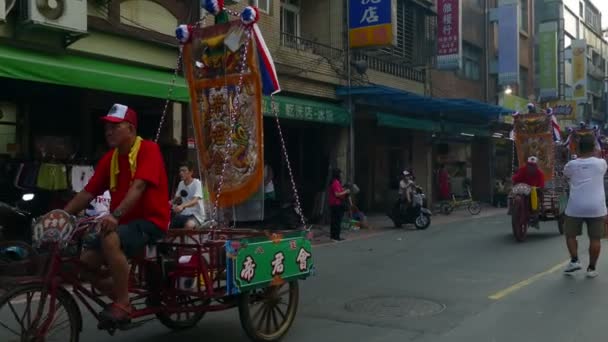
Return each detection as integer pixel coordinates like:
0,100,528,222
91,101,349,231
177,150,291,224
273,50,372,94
99,302,133,326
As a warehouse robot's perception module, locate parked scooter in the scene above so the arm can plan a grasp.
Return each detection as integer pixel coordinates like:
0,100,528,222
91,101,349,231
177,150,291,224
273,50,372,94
0,192,37,243
388,185,432,229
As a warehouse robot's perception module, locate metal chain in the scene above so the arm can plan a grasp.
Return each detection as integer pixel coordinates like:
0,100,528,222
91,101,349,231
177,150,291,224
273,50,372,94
270,96,307,228
154,49,183,144
154,15,208,143
211,25,252,225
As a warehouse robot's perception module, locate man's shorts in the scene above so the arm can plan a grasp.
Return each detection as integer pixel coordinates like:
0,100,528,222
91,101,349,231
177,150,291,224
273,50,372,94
563,216,606,240
84,220,165,258
170,214,201,229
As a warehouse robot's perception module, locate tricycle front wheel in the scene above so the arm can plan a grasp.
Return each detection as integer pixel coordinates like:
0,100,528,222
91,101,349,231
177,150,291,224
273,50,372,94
0,283,81,342
238,280,299,342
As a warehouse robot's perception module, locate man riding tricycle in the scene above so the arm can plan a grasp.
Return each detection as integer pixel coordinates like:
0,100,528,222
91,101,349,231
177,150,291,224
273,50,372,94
508,106,565,242
0,5,313,342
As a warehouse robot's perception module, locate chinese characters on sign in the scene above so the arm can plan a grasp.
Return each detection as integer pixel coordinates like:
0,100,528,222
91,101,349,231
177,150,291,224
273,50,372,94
261,97,348,126
240,256,256,282
296,248,312,272
271,252,285,276
348,0,395,48
436,0,461,70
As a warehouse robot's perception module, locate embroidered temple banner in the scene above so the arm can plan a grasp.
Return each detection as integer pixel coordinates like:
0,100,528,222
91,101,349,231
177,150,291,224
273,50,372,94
513,114,554,181
182,21,264,209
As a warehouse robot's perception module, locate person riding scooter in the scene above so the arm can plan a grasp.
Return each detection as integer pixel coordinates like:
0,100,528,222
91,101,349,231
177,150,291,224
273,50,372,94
388,170,431,229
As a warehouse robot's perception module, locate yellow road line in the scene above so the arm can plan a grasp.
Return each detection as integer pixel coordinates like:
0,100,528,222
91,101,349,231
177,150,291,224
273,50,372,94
488,259,570,300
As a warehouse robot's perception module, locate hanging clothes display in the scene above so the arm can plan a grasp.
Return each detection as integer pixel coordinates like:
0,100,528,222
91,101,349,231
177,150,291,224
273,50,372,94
36,163,68,191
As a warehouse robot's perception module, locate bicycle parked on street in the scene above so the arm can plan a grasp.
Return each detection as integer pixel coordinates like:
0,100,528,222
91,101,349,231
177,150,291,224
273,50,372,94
438,187,482,216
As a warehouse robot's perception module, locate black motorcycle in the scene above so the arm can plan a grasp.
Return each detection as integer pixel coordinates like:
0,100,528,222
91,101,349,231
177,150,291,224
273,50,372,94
388,186,432,229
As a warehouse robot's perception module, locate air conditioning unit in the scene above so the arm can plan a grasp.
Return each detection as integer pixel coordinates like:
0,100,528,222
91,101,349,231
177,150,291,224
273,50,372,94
23,0,87,33
1,0,17,22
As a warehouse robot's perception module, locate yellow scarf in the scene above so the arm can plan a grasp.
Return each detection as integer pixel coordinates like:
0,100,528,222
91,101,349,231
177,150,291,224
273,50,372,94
110,136,143,191
530,186,538,211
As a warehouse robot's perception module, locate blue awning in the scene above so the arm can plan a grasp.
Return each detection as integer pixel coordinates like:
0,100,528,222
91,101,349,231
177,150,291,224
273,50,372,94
336,85,512,123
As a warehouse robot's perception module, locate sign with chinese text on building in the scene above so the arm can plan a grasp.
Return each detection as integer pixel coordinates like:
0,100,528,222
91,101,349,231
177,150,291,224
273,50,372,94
262,96,350,126
497,2,519,86
538,22,558,99
572,39,587,101
543,100,578,120
348,0,396,49
436,0,462,70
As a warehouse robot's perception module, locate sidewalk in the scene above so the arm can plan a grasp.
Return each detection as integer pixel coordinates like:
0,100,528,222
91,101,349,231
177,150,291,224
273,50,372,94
311,206,507,246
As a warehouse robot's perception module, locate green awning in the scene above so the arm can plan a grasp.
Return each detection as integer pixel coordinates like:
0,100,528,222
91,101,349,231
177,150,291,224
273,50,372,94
376,112,440,131
262,95,350,126
0,44,190,102
443,122,490,137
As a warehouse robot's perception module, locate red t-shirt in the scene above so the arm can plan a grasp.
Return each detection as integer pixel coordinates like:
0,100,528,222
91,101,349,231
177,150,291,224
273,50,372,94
512,166,545,188
84,140,170,232
328,179,344,206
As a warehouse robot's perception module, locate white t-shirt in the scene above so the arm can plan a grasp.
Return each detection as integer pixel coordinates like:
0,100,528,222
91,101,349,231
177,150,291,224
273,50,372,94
264,164,275,193
564,157,608,218
86,191,111,217
71,166,95,193
175,178,206,223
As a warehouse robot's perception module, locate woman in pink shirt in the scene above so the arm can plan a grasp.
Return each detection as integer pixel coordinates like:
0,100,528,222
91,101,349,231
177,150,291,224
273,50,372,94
328,168,350,241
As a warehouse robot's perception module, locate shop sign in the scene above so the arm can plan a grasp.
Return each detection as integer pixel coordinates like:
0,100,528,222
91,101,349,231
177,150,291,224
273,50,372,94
436,0,462,70
348,0,396,48
262,96,350,126
543,100,577,120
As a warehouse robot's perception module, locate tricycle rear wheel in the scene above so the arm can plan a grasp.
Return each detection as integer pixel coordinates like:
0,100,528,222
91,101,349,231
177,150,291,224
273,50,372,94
156,295,207,330
238,280,299,342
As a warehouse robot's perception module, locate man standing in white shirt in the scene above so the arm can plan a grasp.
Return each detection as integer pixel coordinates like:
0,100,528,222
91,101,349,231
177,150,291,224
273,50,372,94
563,135,607,277
171,161,206,229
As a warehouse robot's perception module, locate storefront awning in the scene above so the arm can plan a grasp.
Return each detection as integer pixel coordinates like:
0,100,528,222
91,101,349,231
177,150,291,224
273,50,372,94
337,85,512,122
376,112,439,131
0,44,190,102
262,95,350,126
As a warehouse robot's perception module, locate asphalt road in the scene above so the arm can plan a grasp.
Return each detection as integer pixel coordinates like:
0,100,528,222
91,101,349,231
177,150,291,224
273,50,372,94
3,213,606,341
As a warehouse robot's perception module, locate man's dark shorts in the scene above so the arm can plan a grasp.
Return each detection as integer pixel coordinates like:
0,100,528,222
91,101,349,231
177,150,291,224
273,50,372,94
84,220,165,258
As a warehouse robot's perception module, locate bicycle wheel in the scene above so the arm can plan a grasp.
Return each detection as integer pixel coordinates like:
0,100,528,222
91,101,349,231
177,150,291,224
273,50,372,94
238,280,299,342
0,283,81,342
468,202,482,215
156,295,208,330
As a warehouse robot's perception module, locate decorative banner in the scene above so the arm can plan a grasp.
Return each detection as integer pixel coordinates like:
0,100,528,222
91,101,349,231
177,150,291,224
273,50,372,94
497,2,519,86
513,114,555,181
182,21,264,208
228,232,314,293
538,22,558,99
572,39,587,101
543,100,577,120
436,0,462,70
348,0,396,48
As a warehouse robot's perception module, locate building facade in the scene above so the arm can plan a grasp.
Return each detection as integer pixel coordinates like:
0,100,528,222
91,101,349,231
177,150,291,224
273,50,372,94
0,0,197,204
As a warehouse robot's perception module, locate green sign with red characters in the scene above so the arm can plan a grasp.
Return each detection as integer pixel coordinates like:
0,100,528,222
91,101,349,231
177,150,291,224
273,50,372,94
230,232,313,293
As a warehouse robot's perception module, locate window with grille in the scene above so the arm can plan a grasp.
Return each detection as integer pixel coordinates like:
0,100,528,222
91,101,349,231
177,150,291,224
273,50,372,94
254,0,271,14
378,0,436,66
457,42,481,81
